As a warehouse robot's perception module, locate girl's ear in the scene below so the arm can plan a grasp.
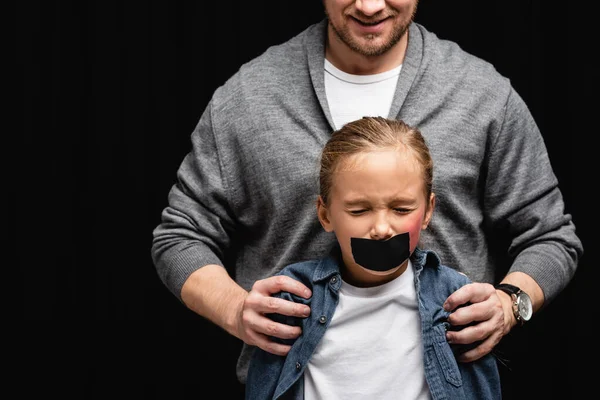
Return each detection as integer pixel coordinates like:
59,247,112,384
422,192,436,229
317,196,334,232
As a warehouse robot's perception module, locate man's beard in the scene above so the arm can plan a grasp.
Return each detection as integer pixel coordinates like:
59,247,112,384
325,4,417,57
331,22,406,57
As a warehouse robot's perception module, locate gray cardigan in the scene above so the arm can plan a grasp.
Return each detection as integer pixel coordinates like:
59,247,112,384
152,19,582,383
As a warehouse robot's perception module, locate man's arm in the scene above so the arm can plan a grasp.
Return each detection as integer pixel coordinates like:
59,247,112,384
181,264,312,356
181,265,248,337
483,88,583,304
443,88,582,362
152,100,311,355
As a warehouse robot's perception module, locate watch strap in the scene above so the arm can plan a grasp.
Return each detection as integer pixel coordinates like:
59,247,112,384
495,283,520,296
495,283,525,325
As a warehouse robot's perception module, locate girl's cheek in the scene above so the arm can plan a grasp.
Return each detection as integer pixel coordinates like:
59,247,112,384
405,215,425,249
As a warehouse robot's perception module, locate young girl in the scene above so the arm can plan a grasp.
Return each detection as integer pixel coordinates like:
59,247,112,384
244,117,501,400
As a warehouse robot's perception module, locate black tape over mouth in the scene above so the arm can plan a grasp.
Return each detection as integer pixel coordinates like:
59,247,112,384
351,232,410,272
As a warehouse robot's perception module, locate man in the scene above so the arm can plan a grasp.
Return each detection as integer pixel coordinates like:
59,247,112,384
152,0,582,386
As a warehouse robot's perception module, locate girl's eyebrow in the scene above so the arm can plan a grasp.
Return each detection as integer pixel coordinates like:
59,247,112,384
344,197,412,204
343,199,370,206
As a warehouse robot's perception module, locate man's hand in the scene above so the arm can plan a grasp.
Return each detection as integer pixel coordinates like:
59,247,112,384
443,282,510,362
236,275,312,356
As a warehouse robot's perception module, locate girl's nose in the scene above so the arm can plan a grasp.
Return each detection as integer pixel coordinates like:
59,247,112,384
370,213,393,240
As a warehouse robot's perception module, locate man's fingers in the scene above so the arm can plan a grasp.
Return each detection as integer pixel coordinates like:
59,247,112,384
456,332,502,363
262,318,303,339
447,298,499,327
254,275,312,299
443,282,495,311
248,317,302,355
255,334,293,357
245,292,310,318
446,311,504,352
265,295,311,317
242,310,304,340
247,276,312,318
447,319,489,344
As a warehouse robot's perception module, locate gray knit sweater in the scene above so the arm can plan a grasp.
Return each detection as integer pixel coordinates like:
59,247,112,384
152,19,582,383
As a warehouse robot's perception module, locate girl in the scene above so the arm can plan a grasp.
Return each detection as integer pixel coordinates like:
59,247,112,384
245,117,501,400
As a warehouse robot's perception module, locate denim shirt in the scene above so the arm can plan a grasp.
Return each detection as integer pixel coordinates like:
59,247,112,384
245,247,501,400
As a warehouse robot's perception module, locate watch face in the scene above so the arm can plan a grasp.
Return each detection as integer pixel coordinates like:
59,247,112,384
517,292,533,321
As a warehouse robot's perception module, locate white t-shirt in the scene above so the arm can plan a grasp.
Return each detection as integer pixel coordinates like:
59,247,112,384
324,59,402,130
304,261,431,400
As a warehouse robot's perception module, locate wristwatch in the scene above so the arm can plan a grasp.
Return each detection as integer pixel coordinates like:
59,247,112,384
495,283,533,326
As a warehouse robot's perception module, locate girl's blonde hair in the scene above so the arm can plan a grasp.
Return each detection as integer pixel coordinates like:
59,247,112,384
319,116,433,205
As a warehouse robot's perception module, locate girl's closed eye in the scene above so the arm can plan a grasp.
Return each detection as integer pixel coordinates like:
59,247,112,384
393,207,412,214
348,209,368,216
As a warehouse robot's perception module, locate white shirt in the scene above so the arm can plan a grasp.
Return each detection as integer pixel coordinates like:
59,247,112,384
304,261,431,400
324,59,402,130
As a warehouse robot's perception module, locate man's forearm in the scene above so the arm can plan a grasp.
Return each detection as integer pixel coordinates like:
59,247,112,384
181,264,248,338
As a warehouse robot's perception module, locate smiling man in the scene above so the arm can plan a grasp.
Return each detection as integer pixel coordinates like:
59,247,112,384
152,0,583,392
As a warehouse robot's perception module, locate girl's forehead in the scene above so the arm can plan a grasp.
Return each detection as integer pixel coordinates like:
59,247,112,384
335,149,418,172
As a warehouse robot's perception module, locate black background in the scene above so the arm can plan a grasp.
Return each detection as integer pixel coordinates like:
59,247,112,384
17,1,593,398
